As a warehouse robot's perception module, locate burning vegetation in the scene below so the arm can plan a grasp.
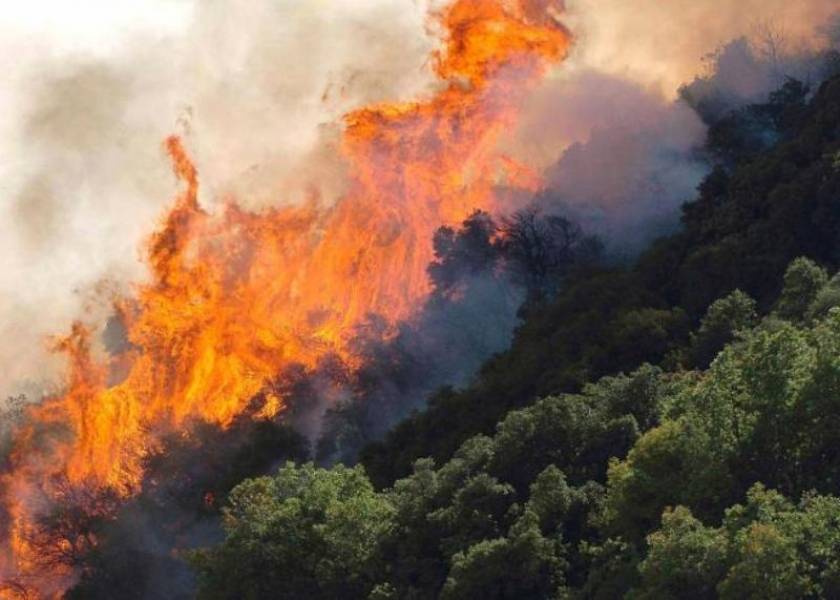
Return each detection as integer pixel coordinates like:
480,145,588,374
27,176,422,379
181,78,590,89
0,0,571,596
5,0,839,597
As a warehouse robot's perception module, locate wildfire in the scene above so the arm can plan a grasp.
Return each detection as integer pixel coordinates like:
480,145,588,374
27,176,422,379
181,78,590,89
0,0,570,596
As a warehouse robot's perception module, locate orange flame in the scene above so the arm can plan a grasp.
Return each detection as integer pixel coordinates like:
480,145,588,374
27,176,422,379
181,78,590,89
0,1,570,595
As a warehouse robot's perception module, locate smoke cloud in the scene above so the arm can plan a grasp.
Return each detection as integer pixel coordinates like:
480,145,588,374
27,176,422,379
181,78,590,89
500,0,840,256
565,0,840,96
1,0,839,402
0,0,436,401
514,72,708,256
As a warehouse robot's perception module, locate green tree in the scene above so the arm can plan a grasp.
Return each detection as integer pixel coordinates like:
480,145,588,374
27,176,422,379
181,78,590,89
578,538,640,600
603,418,729,541
378,436,503,599
189,462,393,600
717,485,808,599
717,485,840,599
807,273,840,321
635,485,840,600
689,289,757,368
440,510,567,600
635,506,727,600
775,257,828,321
487,393,637,494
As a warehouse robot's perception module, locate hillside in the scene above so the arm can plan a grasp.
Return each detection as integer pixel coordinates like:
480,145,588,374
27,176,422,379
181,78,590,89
68,66,840,600
359,74,840,488
190,258,840,598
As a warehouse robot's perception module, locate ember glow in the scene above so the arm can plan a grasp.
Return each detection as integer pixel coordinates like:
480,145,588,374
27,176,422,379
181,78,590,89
0,0,570,595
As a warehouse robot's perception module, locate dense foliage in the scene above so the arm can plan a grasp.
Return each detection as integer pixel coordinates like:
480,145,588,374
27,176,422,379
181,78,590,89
191,262,840,598
361,73,840,487
189,74,840,598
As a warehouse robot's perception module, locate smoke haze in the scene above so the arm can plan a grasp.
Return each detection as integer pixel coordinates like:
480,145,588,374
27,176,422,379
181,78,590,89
566,0,840,96
1,0,838,401
0,0,436,400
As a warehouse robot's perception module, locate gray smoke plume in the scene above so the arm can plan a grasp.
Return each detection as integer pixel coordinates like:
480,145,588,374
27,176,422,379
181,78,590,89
1,0,838,403
0,0,437,402
501,1,840,258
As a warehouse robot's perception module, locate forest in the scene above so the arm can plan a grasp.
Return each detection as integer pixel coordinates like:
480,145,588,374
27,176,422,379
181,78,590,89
46,48,840,599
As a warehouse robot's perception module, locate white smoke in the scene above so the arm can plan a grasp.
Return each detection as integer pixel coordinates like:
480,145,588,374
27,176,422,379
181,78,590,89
538,72,708,256
565,0,840,97
499,0,840,256
0,0,436,401
1,0,838,401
